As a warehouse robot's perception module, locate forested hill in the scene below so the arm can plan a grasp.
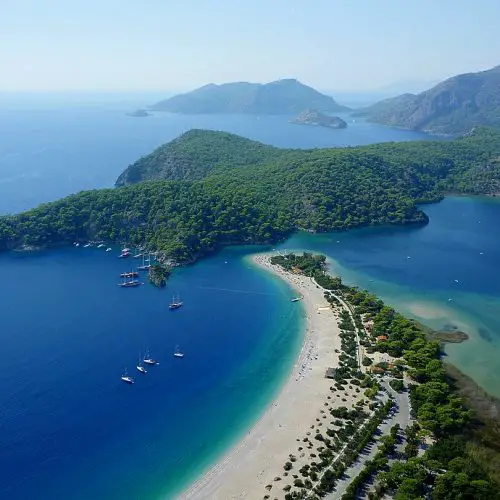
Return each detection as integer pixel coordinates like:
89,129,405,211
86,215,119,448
115,130,286,186
354,65,500,135
1,127,500,263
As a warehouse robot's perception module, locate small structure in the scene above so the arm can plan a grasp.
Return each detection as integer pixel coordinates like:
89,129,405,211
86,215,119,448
370,366,385,374
324,367,337,379
376,335,388,341
291,266,303,274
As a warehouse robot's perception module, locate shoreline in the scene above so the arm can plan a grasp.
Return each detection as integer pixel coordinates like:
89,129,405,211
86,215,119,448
178,252,345,499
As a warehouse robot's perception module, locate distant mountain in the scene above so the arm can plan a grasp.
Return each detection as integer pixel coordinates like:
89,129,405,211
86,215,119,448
149,79,350,115
354,65,500,134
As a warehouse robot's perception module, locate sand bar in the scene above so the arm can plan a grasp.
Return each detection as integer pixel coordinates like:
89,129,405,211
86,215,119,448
178,253,346,499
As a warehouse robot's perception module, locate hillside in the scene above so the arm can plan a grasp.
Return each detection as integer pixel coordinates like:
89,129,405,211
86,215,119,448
149,79,349,115
116,130,285,186
1,128,500,263
354,65,500,134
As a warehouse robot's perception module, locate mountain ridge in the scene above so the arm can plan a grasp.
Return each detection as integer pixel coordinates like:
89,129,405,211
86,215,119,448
354,65,500,134
149,79,350,115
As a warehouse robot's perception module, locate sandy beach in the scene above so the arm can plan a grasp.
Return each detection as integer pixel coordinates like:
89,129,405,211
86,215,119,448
179,253,358,499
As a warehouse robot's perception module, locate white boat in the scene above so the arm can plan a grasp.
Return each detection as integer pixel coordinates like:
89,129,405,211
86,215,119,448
137,253,151,271
84,243,91,248
121,369,134,384
174,345,184,358
143,351,159,365
75,243,80,247
97,244,105,248
136,363,147,374
169,294,183,310
106,247,112,252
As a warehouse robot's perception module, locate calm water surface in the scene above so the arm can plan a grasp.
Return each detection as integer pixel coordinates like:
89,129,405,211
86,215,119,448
0,246,303,499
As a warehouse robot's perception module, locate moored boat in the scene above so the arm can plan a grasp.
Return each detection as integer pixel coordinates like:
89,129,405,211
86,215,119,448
118,279,141,287
120,271,139,278
143,352,159,366
169,294,183,310
174,345,184,358
136,362,147,374
121,369,134,384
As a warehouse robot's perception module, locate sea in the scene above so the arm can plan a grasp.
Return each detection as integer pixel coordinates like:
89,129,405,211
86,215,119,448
0,93,498,499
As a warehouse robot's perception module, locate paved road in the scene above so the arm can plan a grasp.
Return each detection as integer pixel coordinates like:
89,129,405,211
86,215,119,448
307,278,413,499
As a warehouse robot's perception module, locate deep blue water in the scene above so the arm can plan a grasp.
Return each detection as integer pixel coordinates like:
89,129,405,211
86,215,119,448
279,196,500,397
0,98,434,214
0,245,303,499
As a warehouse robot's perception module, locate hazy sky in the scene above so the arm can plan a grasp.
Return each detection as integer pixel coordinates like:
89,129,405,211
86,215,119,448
1,0,499,92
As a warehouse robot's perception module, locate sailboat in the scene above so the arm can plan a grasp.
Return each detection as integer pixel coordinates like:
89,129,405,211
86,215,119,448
97,243,105,248
169,294,183,310
106,247,112,252
120,270,139,278
137,253,151,271
136,361,147,374
118,277,141,287
174,345,184,358
121,369,134,384
143,351,159,366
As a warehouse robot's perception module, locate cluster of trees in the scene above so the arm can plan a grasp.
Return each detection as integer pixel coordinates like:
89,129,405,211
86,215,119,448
341,424,400,500
148,263,171,287
2,127,500,262
272,252,500,498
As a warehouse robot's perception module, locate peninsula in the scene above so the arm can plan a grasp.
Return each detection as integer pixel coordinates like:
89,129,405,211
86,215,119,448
181,252,499,499
292,109,347,129
149,79,349,115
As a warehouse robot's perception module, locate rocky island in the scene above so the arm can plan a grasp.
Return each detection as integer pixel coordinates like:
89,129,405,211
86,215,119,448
127,109,150,118
292,108,348,129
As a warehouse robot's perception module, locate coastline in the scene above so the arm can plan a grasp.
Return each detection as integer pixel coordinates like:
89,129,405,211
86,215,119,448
178,252,344,499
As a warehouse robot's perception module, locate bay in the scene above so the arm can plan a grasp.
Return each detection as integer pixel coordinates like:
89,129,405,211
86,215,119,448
0,245,303,499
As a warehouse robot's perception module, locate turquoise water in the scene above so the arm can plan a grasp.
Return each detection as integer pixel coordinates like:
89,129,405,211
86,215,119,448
277,196,500,398
0,245,303,499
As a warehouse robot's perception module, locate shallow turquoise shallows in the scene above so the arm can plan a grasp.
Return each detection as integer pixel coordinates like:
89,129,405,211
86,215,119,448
279,196,500,399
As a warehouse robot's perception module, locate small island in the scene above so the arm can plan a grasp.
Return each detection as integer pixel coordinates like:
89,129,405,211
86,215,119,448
292,108,347,129
148,263,171,287
127,109,150,118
